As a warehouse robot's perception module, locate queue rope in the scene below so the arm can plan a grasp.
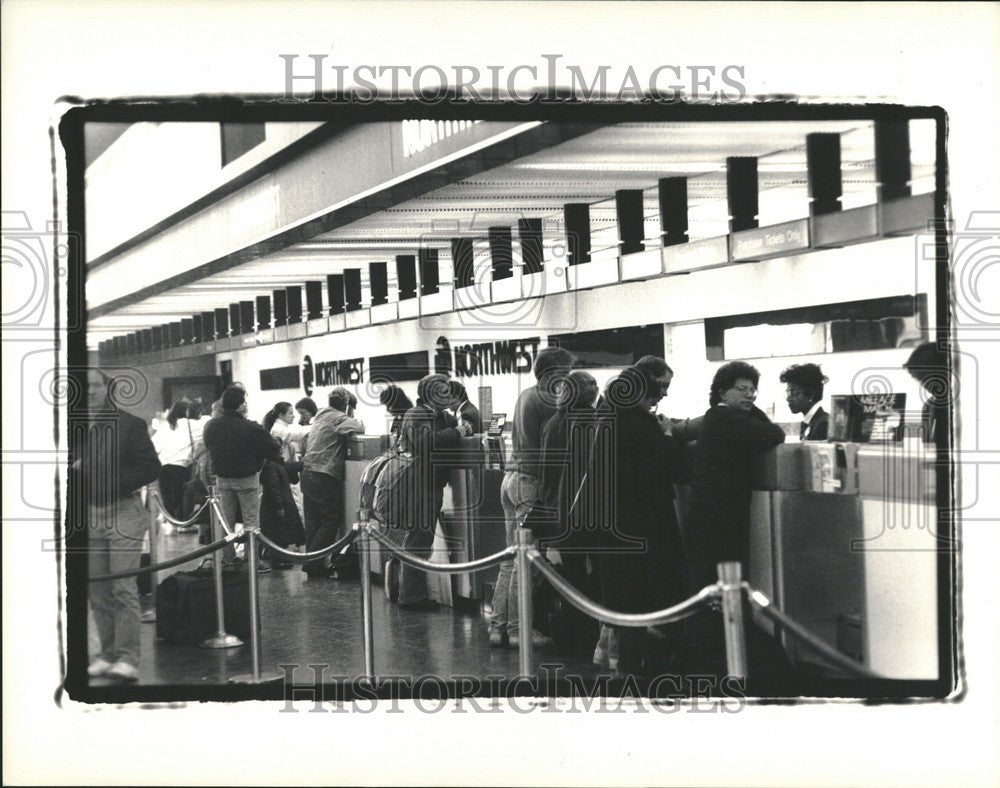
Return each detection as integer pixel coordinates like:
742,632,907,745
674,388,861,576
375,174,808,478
88,532,243,582
255,527,359,564
365,524,517,573
742,583,886,680
149,490,209,528
210,499,236,536
528,548,721,627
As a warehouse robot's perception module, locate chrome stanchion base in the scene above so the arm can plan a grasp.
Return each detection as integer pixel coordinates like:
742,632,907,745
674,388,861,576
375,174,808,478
229,671,283,685
199,633,244,649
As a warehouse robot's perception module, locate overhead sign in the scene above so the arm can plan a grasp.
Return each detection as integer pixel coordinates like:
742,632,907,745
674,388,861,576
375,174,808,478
730,219,810,261
301,354,364,396
436,335,541,378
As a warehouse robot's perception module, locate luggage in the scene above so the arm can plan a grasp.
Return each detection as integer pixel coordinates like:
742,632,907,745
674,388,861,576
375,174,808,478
359,449,395,515
361,448,418,527
155,566,258,644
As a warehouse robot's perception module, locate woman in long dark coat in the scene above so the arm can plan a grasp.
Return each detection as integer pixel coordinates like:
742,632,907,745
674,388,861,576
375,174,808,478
258,432,306,569
592,366,687,675
537,371,601,654
685,360,786,589
684,360,788,686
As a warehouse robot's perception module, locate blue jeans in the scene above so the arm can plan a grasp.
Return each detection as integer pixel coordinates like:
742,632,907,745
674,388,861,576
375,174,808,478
215,473,261,561
88,493,148,667
301,469,345,575
489,471,538,636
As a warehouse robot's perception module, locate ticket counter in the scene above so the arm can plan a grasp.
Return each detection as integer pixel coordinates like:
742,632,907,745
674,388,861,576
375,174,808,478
745,441,939,680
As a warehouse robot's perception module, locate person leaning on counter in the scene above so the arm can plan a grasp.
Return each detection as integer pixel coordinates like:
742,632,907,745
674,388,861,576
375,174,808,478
448,380,482,435
684,361,787,589
779,362,829,441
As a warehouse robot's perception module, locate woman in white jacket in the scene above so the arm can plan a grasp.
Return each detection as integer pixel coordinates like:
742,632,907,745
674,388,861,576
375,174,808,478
151,401,195,520
263,402,310,519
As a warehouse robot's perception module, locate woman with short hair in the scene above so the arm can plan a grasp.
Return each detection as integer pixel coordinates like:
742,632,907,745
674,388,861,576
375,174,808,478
685,361,786,587
683,361,788,685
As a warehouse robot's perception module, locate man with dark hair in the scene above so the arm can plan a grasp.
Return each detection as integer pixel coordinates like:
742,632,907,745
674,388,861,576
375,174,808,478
488,345,575,647
635,354,673,394
211,380,246,418
203,385,280,566
299,387,365,578
79,369,161,682
904,341,950,445
294,396,318,425
448,379,482,434
779,363,829,440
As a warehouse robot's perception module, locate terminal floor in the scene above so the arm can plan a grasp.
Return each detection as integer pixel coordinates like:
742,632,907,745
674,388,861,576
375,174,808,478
91,527,830,697
124,527,598,687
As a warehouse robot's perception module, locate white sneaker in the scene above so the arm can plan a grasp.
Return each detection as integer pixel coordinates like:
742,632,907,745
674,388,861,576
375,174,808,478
88,658,115,677
106,660,139,682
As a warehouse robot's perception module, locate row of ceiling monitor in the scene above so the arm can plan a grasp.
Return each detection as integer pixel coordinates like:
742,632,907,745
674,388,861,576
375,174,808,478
100,120,925,360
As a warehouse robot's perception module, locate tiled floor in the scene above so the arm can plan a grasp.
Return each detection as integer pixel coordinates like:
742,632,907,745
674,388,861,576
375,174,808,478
117,527,597,687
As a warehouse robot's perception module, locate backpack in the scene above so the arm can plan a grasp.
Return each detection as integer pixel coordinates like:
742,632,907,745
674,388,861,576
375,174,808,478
359,449,395,515
361,448,418,528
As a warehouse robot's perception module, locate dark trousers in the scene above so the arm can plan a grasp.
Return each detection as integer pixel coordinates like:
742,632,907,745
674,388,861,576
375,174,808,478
158,464,190,519
301,469,345,576
398,485,444,605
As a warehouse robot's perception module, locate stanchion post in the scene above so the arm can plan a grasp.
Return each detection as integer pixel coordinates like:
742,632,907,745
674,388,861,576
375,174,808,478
231,528,282,684
718,561,748,683
141,486,158,623
357,522,376,685
515,528,534,677
200,485,243,649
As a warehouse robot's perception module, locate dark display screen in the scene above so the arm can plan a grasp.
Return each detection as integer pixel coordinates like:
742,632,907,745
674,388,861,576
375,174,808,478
548,324,665,369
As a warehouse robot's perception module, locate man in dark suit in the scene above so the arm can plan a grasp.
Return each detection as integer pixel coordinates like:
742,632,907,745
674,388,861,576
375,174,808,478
779,363,829,440
448,380,482,434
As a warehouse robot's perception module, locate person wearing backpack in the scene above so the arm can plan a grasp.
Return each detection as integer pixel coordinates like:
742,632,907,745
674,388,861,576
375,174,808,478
395,374,472,610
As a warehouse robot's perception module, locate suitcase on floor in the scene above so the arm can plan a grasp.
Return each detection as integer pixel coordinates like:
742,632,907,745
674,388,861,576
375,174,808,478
155,567,258,644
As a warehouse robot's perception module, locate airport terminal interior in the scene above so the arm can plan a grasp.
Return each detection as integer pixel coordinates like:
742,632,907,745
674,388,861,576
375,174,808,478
74,112,951,698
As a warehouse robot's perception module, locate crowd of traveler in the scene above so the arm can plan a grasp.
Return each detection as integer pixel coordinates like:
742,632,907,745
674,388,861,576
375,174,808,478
82,342,943,684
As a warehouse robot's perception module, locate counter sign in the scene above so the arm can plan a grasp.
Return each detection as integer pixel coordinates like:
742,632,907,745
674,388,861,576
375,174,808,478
437,335,540,378
302,353,364,395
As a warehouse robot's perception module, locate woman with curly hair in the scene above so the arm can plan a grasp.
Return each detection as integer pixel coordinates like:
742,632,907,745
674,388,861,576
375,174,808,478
685,360,786,588
683,361,789,687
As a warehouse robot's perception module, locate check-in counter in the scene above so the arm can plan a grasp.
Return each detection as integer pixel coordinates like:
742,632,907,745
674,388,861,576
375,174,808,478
745,440,939,680
431,436,522,607
343,434,390,552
